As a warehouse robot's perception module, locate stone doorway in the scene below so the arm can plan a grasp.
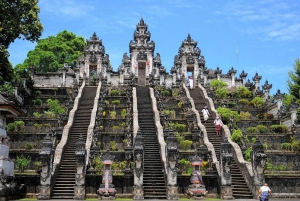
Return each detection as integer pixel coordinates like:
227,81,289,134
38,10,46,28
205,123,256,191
138,63,146,86
89,65,97,86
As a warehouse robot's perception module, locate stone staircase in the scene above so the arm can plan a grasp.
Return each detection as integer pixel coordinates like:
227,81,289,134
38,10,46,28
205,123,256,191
51,86,97,199
136,86,167,200
190,88,253,199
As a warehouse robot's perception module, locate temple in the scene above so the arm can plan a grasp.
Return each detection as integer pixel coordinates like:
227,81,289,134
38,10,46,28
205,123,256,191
1,18,299,200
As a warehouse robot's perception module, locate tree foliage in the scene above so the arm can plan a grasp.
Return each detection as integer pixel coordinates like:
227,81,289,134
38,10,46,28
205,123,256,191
22,30,86,72
287,59,300,103
0,0,43,82
210,79,228,91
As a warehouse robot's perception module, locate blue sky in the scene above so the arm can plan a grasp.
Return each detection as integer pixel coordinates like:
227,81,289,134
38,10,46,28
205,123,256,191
8,0,300,95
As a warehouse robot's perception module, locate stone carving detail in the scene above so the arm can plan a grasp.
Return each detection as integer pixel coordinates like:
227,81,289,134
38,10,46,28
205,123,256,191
251,138,267,186
134,129,144,179
220,138,232,185
38,134,54,200
74,134,86,200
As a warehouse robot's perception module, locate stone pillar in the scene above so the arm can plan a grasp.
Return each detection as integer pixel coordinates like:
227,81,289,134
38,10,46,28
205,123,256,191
74,134,86,200
220,138,233,200
262,80,272,101
252,139,267,187
166,129,179,200
133,129,144,200
38,134,54,200
228,67,237,87
252,72,262,92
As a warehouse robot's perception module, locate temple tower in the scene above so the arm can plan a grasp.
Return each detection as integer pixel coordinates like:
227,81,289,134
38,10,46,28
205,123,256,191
173,34,205,87
80,32,108,85
129,18,156,86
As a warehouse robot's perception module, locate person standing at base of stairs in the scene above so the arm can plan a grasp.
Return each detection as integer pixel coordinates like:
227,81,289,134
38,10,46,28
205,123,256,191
213,115,223,135
258,183,272,201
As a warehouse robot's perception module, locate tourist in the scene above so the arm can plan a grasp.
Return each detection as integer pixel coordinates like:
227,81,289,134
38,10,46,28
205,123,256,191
258,183,271,201
201,106,210,123
213,115,223,135
189,77,194,89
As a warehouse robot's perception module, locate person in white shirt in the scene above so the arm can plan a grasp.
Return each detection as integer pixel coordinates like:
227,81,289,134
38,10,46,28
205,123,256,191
258,183,271,201
213,115,223,135
201,106,210,123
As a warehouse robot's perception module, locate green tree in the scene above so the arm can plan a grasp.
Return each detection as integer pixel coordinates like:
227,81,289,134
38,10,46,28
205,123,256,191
287,59,300,104
0,0,43,82
22,30,86,72
210,79,228,91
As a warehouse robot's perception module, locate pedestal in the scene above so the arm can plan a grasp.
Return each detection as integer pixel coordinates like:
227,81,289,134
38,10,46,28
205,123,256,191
74,185,85,200
38,185,51,200
221,185,234,200
167,186,178,200
133,185,144,200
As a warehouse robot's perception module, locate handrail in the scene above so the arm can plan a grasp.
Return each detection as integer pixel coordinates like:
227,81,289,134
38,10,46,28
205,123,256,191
184,84,221,176
51,78,86,192
149,87,167,173
196,83,256,196
52,78,86,172
85,82,102,168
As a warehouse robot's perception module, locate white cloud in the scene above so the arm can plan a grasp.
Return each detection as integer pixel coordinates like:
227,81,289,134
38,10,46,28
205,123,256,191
40,0,95,18
220,0,300,41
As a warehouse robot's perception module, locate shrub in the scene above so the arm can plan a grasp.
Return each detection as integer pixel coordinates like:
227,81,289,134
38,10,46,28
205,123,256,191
210,79,228,91
240,111,252,120
35,90,42,96
231,129,242,146
121,109,127,119
32,99,42,105
270,125,288,133
280,142,291,150
266,113,274,119
177,101,183,108
162,90,171,96
172,89,179,97
174,123,186,133
175,133,184,142
110,89,120,96
250,97,264,108
34,161,41,171
33,112,43,118
109,111,117,119
228,102,236,108
34,123,43,132
44,111,55,118
291,140,300,151
15,120,24,131
6,123,16,132
216,88,228,99
47,99,65,116
216,107,240,123
110,141,117,150
16,155,31,172
238,99,249,105
247,127,258,133
236,86,252,98
180,140,193,151
112,125,119,130
178,158,190,172
164,109,170,116
111,100,120,105
256,125,267,133
244,147,252,162
25,142,34,150
94,156,103,174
